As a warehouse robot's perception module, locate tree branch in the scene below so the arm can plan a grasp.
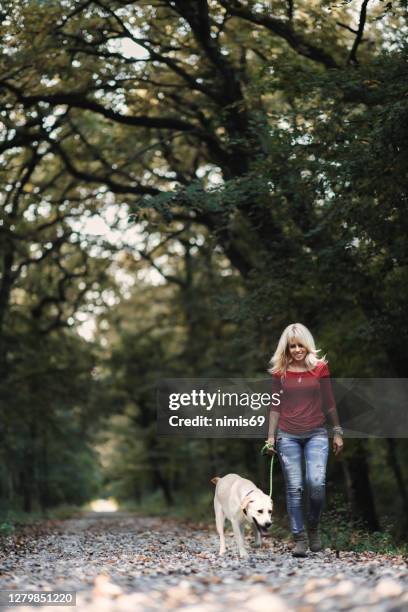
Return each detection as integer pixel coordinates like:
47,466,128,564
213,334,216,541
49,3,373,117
1,82,227,162
171,0,244,101
1,82,198,132
42,133,161,196
136,248,187,287
348,0,371,65
287,0,294,21
219,0,338,69
336,21,359,35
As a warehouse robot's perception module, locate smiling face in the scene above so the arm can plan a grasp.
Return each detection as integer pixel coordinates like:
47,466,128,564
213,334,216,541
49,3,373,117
244,492,273,534
288,337,307,364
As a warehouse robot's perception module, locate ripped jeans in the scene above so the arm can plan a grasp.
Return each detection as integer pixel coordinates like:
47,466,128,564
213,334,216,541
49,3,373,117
275,426,329,535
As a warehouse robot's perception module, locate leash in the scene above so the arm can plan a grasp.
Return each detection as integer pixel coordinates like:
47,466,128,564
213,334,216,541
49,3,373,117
260,442,275,498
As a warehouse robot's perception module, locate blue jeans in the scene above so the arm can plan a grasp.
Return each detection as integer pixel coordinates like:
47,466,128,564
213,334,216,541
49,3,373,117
275,426,329,535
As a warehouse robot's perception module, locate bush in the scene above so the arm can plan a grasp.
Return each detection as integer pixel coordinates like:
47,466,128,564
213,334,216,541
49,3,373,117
321,494,407,554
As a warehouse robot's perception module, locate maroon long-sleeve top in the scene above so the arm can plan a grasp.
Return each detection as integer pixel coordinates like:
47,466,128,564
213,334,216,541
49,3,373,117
271,361,338,434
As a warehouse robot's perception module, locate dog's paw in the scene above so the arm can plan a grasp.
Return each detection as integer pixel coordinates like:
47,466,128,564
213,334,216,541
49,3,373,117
239,550,249,558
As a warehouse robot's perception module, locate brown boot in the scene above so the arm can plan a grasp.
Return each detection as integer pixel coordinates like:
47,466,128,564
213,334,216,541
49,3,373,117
308,526,322,552
292,531,308,557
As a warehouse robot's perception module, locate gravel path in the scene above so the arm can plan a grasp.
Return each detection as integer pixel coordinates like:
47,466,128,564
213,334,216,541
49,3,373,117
0,512,407,611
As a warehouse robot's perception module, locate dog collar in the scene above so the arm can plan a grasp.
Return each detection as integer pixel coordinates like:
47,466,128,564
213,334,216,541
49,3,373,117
244,488,256,498
242,489,256,516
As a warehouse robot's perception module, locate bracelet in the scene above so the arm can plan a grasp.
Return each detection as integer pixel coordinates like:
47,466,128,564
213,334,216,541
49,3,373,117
332,426,344,436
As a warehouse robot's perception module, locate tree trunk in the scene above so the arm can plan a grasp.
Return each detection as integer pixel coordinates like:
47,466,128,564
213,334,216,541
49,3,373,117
385,438,408,528
150,455,174,506
346,439,380,531
339,457,354,509
39,429,51,510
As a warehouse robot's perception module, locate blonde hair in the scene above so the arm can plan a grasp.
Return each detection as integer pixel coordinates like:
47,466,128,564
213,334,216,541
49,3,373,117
267,323,326,375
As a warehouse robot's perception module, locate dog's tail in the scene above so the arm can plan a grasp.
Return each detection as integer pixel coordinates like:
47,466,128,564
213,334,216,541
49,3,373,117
211,476,220,485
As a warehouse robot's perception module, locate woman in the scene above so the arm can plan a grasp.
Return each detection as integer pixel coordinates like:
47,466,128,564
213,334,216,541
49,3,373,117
266,323,344,557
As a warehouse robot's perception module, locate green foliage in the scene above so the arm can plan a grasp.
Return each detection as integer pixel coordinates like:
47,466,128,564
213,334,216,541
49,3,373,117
0,521,15,536
321,493,407,554
120,490,214,522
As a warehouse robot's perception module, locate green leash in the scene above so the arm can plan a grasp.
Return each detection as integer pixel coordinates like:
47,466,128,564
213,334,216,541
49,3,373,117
260,442,275,498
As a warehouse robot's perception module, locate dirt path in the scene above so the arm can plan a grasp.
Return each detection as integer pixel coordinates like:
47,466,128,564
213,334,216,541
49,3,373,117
0,512,407,611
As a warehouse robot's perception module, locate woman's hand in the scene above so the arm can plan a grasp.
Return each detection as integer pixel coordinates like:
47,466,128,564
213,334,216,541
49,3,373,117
333,434,344,456
265,437,277,454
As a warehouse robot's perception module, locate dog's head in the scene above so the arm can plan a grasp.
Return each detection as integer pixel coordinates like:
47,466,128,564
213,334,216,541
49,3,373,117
241,490,273,535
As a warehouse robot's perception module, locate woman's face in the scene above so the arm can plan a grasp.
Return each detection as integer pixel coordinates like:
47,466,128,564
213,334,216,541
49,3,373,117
288,337,307,363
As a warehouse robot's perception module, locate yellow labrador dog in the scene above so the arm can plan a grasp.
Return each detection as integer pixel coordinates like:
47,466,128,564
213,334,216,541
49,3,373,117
211,473,273,558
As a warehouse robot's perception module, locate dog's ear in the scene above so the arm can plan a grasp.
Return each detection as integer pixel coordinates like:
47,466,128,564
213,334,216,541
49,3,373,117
240,496,252,514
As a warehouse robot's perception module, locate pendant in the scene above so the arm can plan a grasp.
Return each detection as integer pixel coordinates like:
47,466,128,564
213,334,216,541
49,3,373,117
298,376,302,383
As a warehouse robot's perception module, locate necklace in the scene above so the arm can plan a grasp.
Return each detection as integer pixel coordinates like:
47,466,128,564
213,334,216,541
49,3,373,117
288,364,306,383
